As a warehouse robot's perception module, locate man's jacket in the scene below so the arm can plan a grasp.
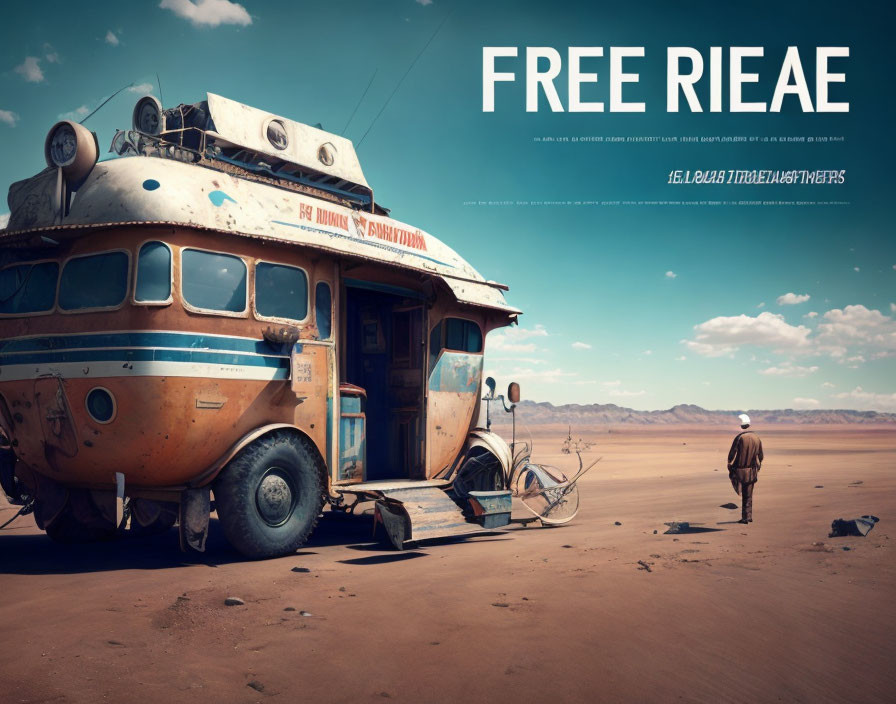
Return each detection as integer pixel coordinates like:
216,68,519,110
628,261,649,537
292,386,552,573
727,431,763,484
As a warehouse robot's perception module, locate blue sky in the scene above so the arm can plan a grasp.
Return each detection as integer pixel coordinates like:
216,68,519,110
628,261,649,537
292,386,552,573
1,0,894,411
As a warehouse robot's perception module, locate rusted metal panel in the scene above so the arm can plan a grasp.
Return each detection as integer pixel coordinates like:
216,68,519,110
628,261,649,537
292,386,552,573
0,228,329,489
468,490,512,529
372,486,492,548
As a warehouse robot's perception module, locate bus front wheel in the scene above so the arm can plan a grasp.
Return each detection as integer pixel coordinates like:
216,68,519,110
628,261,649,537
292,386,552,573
213,431,324,559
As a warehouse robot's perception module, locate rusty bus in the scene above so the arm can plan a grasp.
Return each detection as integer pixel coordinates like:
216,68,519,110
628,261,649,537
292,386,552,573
0,94,585,558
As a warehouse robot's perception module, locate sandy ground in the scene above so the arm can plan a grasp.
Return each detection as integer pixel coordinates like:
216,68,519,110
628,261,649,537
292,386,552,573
0,424,893,703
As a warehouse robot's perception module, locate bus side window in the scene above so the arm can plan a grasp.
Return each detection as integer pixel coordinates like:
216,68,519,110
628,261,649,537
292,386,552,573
135,241,172,302
315,282,332,339
429,318,482,374
445,318,482,353
0,261,58,315
182,249,247,313
255,262,308,321
59,252,129,311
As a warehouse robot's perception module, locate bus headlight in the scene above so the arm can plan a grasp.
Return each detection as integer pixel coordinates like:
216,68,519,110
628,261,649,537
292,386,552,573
44,120,99,186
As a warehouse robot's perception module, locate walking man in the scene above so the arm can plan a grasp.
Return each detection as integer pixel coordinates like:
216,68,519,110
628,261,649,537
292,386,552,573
727,413,763,524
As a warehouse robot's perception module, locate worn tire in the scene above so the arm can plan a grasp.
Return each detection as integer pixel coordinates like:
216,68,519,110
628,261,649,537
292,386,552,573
213,431,324,559
45,489,116,544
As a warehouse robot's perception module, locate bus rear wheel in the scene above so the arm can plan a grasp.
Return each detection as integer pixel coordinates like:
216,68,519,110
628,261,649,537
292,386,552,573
213,431,324,559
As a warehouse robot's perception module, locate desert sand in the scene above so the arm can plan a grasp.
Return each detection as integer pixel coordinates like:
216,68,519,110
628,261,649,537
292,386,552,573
0,424,893,703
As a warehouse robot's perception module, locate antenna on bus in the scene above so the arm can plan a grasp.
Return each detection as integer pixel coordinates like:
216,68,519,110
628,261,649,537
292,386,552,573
156,73,164,107
78,82,134,125
342,67,378,136
356,11,451,148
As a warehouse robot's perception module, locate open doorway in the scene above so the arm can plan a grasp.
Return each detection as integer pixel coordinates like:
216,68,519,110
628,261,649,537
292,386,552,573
342,285,425,480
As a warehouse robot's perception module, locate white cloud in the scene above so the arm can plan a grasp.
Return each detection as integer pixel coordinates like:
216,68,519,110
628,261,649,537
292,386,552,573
777,292,810,305
607,389,647,398
105,30,120,46
643,349,652,355
821,381,835,388
416,0,434,5
601,380,621,387
128,83,155,94
160,0,252,26
758,364,819,377
14,56,44,83
805,311,818,318
853,267,860,272
890,303,896,313
833,387,896,412
757,302,765,308
815,305,896,360
675,355,686,361
683,312,811,357
43,44,60,63
665,271,677,279
571,341,591,350
0,110,18,127
488,356,545,365
0,213,9,229
792,397,820,408
58,105,90,121
487,324,548,354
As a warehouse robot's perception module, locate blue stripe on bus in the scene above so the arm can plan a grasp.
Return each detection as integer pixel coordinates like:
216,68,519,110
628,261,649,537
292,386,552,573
0,332,293,357
0,347,290,368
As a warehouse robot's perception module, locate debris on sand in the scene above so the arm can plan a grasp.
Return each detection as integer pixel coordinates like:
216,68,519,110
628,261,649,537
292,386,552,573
664,522,690,534
614,521,622,526
224,597,245,606
637,560,653,572
492,602,510,608
291,567,310,573
848,481,865,488
815,485,824,489
830,515,879,537
653,530,658,534
284,607,296,612
720,503,738,510
300,610,312,617
247,681,265,693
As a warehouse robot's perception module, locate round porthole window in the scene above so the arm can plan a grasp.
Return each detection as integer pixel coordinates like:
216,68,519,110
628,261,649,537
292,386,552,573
86,387,116,424
317,142,335,166
266,119,289,150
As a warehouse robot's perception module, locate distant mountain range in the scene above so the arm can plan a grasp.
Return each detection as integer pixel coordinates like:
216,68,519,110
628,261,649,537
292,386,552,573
491,401,896,425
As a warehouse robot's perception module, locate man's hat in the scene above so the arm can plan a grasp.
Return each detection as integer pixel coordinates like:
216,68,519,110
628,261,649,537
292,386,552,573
738,413,751,426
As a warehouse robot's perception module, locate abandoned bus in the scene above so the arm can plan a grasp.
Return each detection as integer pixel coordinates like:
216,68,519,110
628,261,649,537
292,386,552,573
0,94,583,558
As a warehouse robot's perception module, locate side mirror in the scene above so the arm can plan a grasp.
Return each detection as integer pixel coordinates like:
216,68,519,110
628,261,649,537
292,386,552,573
485,376,496,398
507,382,520,404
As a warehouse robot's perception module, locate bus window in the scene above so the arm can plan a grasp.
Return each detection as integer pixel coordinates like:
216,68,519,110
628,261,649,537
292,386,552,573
0,261,59,315
429,318,482,372
255,262,308,321
445,318,482,353
182,249,247,313
135,241,172,302
315,282,332,339
59,252,129,311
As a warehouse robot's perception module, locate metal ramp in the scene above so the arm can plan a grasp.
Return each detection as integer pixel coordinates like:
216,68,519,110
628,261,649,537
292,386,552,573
368,486,495,550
